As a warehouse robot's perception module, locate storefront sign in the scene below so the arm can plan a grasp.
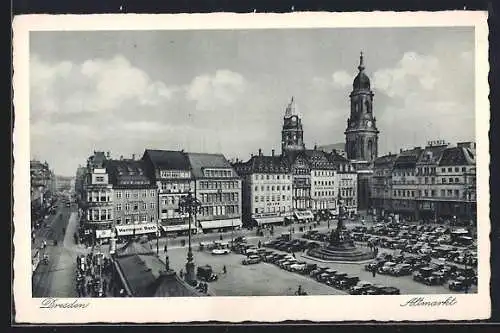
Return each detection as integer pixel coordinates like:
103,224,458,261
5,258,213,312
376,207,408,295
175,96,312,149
95,229,113,239
115,223,158,236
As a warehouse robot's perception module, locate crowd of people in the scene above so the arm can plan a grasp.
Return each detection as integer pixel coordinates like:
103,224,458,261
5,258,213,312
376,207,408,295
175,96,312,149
75,251,113,297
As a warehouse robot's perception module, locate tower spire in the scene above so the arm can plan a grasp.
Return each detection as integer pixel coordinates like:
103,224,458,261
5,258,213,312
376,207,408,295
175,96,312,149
358,51,365,72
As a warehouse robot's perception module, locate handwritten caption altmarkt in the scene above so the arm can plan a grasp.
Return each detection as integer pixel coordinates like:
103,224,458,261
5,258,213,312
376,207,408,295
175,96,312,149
39,298,90,309
400,296,458,307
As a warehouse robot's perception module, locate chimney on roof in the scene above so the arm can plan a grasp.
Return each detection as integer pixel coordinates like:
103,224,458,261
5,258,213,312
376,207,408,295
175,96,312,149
106,151,110,159
272,149,275,157
314,144,317,150
120,155,123,160
258,149,262,156
132,154,136,160
251,153,254,158
400,148,403,153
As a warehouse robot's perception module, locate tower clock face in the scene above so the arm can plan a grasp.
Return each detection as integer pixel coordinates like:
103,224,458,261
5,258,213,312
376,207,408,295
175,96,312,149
366,120,372,128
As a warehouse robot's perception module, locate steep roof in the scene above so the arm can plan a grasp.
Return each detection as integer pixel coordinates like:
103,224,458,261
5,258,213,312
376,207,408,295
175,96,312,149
115,239,155,258
142,149,191,171
325,151,350,164
113,240,203,297
239,155,290,174
316,142,345,153
303,149,335,170
374,154,398,166
393,148,423,169
416,145,448,165
439,147,476,166
186,152,237,179
106,159,155,189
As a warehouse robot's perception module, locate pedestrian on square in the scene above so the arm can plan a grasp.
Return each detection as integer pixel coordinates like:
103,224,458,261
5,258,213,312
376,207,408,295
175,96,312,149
223,265,227,274
164,244,168,253
372,267,377,278
258,240,261,248
103,279,107,293
292,252,296,259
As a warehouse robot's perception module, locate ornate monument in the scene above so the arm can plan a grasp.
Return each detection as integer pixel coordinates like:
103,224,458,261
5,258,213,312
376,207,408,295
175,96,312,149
307,193,374,262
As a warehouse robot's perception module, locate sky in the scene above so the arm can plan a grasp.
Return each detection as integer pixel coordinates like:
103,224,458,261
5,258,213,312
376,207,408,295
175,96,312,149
29,27,475,177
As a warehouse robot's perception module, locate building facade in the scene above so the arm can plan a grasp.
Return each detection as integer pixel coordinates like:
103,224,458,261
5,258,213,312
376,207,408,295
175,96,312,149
106,159,158,241
233,150,293,227
371,153,398,216
142,150,194,235
187,152,242,233
306,149,337,214
327,152,358,215
30,159,56,205
81,152,114,242
391,147,423,220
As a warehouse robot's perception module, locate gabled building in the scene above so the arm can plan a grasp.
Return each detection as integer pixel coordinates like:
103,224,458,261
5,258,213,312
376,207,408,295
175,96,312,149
141,150,194,235
434,142,476,222
81,151,114,242
106,158,158,240
391,147,424,219
305,148,337,214
326,150,358,215
414,140,449,221
233,149,292,227
371,153,397,216
186,152,242,233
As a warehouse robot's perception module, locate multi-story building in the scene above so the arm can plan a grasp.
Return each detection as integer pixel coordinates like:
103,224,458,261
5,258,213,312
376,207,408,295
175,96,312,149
30,159,56,205
106,158,158,241
187,152,242,233
233,150,293,227
414,141,449,221
327,151,358,215
434,142,476,222
371,153,398,216
391,147,423,220
142,150,194,235
306,148,337,214
81,151,114,242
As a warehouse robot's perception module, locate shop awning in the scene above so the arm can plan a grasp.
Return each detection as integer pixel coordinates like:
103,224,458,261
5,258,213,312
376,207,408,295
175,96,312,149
200,219,242,230
161,224,192,232
294,210,314,220
96,229,113,239
115,223,158,236
254,216,284,225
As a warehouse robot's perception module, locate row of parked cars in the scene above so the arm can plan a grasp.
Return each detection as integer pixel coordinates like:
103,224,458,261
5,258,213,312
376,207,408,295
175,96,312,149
263,237,321,253
363,252,477,291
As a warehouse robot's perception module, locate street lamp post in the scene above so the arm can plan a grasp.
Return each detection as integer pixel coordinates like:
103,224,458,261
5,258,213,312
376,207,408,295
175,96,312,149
178,190,202,285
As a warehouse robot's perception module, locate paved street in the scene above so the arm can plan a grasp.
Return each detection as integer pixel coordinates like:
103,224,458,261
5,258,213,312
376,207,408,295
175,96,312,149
32,203,82,297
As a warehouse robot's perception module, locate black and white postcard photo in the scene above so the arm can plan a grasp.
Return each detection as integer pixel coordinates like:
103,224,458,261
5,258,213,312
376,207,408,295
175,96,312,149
13,11,490,323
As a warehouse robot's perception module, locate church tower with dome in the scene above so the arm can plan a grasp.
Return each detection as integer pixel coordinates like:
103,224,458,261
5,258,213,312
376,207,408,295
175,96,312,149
345,52,379,163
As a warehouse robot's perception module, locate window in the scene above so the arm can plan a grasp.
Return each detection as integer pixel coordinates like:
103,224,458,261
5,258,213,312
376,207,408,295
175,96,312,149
441,189,445,197
142,203,147,210
441,168,446,173
116,204,122,211
255,186,258,191
462,167,466,172
443,178,447,183
116,191,122,199
448,168,452,172
142,190,147,197
255,208,258,214
133,192,139,198
133,204,139,211
454,190,459,197
455,178,459,183
125,203,130,211
150,190,156,197
150,203,155,209
96,176,104,182
125,191,130,199
431,190,436,197
455,167,459,172
449,178,453,183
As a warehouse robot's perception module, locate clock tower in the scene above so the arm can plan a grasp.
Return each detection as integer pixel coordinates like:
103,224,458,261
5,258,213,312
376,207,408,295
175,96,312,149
281,97,306,155
345,52,379,162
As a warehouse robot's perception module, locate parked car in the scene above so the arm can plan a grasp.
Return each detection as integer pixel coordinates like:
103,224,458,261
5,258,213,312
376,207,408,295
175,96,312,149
301,263,318,275
390,263,412,276
339,276,360,290
448,276,472,291
196,265,218,282
379,286,401,295
378,262,397,275
211,248,231,255
309,266,328,279
363,284,387,295
242,255,262,265
349,281,373,295
289,262,307,273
